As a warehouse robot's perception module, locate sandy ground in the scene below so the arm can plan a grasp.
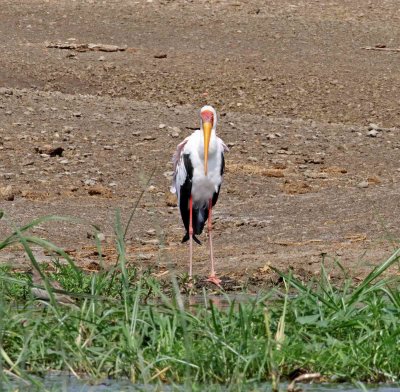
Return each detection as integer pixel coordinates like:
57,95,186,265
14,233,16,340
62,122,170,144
1,0,399,288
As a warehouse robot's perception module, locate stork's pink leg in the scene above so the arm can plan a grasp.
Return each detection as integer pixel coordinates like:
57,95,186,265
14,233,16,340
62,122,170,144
206,199,222,288
188,196,193,279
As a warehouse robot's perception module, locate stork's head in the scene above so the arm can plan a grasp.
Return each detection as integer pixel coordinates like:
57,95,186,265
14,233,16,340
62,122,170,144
200,105,217,175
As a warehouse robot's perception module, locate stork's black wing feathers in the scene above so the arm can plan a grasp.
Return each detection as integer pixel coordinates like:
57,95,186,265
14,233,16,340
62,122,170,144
179,153,208,243
179,154,193,237
211,153,225,207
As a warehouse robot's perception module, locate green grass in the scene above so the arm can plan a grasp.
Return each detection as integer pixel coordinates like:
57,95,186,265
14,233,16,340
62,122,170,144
0,210,400,391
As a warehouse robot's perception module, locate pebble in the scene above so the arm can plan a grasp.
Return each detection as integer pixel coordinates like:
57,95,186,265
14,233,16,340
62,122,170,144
357,181,369,188
305,171,328,179
367,130,379,137
165,193,177,207
368,123,380,131
96,232,106,241
305,156,325,164
35,145,64,157
170,126,181,138
137,253,152,260
0,185,15,201
159,124,166,129
140,239,160,246
84,179,97,186
0,87,13,95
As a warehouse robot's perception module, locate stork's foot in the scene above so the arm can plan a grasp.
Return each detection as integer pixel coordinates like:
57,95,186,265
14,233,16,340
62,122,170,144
206,274,222,288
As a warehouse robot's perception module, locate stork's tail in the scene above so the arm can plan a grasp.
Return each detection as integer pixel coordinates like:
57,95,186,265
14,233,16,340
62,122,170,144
181,233,202,245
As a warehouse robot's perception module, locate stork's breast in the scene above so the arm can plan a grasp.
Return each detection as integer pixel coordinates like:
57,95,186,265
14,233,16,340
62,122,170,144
191,175,218,206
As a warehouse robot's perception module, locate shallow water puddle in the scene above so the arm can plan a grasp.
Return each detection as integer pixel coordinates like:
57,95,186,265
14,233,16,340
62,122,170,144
7,375,400,392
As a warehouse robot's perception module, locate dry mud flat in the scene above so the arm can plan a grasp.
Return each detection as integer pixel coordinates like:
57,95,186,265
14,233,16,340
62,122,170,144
0,0,400,287
1,88,399,286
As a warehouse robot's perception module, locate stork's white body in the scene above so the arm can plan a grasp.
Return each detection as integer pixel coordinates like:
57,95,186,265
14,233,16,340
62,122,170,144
172,129,226,207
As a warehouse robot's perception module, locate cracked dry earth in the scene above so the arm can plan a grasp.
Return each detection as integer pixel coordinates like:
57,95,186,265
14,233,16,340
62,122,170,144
1,0,400,289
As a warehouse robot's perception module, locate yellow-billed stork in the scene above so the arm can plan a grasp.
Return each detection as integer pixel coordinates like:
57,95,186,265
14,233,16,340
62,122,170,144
171,105,228,287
